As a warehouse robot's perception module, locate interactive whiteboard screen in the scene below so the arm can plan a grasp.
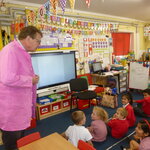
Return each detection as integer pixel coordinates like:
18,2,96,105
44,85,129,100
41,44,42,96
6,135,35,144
31,51,76,89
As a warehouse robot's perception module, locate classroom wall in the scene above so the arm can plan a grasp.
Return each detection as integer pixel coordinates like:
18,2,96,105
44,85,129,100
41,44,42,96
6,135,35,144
0,2,147,62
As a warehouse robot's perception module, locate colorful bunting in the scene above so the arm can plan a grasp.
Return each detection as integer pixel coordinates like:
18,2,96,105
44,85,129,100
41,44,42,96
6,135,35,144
59,0,67,14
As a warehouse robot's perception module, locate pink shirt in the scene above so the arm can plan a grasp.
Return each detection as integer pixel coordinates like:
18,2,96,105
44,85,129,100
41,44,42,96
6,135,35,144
0,40,36,131
90,120,107,142
139,137,150,150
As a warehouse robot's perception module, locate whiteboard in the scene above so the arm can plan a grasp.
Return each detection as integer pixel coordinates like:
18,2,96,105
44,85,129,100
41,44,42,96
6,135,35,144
129,62,149,90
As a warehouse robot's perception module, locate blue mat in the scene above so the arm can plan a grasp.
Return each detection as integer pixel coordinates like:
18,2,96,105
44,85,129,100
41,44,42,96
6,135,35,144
0,91,147,150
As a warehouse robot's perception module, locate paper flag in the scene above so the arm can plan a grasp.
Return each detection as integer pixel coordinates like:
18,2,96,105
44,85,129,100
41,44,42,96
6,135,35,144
59,0,67,14
44,1,50,17
50,0,58,15
69,0,75,10
38,6,45,22
86,0,91,8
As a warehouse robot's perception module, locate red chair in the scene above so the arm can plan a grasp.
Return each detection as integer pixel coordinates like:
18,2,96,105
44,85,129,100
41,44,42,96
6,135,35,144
17,132,41,148
78,140,96,150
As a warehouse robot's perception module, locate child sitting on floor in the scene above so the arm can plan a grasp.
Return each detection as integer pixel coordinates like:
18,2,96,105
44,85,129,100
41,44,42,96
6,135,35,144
107,107,129,139
61,110,93,147
121,92,136,127
133,88,150,117
122,119,150,150
87,106,108,142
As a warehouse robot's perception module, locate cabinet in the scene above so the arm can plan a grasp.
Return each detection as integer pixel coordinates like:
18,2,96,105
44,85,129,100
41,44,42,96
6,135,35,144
91,73,120,93
119,70,128,93
36,95,77,120
91,71,128,94
91,74,109,86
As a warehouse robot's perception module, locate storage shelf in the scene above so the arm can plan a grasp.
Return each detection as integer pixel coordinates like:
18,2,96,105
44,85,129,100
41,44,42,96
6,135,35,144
36,97,76,120
119,70,128,93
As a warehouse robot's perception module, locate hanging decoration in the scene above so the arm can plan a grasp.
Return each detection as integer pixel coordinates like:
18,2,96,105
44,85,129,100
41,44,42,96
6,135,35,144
38,6,46,22
69,0,75,10
50,0,58,15
44,1,51,18
23,0,119,37
86,0,91,8
59,0,67,14
144,25,150,37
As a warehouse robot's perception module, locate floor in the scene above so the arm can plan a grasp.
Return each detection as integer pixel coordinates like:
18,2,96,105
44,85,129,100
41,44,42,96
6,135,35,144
0,91,146,150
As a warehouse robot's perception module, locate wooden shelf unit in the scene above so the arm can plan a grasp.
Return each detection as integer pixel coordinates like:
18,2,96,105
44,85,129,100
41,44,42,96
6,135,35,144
36,97,77,120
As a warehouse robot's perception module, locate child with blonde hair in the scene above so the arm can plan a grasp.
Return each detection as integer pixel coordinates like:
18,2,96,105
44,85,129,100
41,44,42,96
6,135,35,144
107,107,129,139
62,110,93,147
87,106,108,142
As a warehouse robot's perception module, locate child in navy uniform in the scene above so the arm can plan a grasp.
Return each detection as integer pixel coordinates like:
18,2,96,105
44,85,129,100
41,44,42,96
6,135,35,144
122,92,136,127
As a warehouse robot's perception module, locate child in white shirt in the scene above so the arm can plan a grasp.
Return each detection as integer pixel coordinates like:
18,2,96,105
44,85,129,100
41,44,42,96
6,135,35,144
62,110,93,147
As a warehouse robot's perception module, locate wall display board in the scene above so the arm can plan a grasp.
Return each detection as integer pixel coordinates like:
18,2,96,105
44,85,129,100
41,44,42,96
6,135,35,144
129,62,149,90
75,35,110,75
39,31,73,50
78,35,109,57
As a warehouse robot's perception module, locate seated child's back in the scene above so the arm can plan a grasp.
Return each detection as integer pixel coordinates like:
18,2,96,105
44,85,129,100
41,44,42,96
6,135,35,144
62,110,93,147
88,106,108,142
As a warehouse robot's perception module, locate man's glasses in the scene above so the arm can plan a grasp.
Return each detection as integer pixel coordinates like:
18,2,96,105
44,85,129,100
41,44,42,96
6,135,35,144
34,38,41,44
30,36,41,44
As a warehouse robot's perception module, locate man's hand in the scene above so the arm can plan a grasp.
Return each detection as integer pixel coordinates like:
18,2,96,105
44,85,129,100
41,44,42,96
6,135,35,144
32,75,39,85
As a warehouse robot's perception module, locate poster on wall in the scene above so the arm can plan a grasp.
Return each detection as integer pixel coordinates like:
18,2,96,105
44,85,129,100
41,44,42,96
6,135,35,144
39,32,73,49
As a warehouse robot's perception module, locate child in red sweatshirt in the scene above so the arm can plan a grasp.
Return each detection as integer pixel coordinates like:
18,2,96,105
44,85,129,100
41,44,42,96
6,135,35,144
107,107,129,139
133,89,150,117
122,92,136,127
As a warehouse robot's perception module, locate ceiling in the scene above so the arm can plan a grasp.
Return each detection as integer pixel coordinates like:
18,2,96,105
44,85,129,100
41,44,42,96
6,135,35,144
7,0,150,22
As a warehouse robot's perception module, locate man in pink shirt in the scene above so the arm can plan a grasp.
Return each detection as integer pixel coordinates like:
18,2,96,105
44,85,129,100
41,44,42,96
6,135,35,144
0,26,42,150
